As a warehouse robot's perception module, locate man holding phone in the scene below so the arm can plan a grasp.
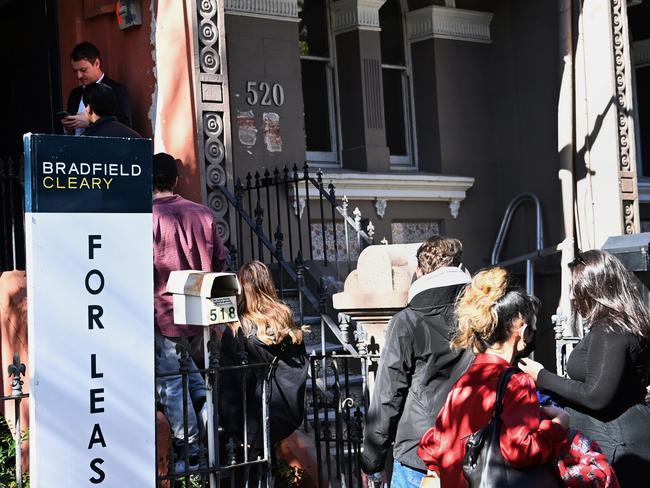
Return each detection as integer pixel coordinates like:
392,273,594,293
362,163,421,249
61,41,132,135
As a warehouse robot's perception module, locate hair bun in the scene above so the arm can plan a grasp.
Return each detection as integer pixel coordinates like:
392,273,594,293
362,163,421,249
452,267,511,352
471,267,508,305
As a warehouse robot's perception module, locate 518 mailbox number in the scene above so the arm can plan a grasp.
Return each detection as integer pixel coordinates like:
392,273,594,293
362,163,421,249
246,81,285,107
209,306,237,322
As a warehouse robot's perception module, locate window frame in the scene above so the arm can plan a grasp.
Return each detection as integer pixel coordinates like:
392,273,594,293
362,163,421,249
299,0,342,167
380,0,418,169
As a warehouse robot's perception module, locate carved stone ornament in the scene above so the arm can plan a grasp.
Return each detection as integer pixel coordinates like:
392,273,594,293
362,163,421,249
374,198,387,219
224,0,300,20
449,199,461,219
610,0,639,234
291,196,306,219
331,0,387,34
406,5,493,44
193,0,233,243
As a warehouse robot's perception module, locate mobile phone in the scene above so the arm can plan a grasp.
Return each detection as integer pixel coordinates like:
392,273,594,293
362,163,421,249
56,111,71,119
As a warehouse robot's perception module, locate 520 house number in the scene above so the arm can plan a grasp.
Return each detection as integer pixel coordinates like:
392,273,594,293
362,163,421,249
246,81,285,107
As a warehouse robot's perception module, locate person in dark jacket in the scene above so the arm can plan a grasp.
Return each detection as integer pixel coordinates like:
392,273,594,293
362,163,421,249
520,249,650,487
81,83,141,138
220,261,309,474
362,236,472,486
62,41,132,134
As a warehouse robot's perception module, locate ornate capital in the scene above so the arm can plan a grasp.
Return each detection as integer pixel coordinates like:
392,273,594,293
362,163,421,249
406,6,493,44
331,0,387,34
224,0,300,21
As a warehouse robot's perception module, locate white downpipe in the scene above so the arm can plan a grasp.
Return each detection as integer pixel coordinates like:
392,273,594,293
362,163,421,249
555,0,579,343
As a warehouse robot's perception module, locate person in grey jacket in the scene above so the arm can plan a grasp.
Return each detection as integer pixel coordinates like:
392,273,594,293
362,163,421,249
361,236,472,486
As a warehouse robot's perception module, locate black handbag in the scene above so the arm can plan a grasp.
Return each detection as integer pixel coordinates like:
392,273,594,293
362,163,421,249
462,367,561,488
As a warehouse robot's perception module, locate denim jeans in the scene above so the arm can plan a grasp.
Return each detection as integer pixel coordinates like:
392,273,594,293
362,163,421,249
391,460,426,487
155,332,207,448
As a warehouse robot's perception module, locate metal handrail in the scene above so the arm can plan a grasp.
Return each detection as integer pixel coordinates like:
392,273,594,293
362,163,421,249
491,193,544,294
220,184,360,358
219,184,321,310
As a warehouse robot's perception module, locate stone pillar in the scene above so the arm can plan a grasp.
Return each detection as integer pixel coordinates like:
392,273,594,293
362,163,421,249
405,5,493,173
332,243,420,395
332,0,391,172
574,0,640,248
188,0,235,244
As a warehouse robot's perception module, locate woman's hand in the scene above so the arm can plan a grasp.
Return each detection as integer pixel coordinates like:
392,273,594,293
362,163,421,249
518,357,544,381
541,405,570,430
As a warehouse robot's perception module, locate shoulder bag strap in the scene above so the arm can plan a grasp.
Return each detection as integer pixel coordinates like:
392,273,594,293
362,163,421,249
492,367,522,422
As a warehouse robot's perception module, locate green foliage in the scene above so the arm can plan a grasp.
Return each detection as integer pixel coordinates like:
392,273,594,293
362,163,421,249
273,459,306,488
0,416,29,488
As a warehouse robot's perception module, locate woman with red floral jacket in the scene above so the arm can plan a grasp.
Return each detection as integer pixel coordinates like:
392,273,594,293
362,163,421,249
418,267,569,487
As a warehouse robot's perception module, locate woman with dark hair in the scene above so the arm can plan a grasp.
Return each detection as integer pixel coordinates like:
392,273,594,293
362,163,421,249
418,267,568,487
520,249,650,486
220,261,309,459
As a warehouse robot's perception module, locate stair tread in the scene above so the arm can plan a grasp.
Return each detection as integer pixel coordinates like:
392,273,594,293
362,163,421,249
305,342,345,355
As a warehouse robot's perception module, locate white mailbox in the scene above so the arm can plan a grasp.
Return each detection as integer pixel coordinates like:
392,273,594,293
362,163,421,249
166,270,241,326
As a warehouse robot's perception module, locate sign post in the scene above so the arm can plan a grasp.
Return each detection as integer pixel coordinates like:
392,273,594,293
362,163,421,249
23,133,155,487
166,270,241,488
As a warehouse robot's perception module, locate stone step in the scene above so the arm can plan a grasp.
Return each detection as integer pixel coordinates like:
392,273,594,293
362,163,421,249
296,315,322,327
303,403,367,425
305,341,344,355
305,373,364,392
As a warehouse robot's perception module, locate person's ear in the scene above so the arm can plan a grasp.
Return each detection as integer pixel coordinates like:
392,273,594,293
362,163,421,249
94,58,101,70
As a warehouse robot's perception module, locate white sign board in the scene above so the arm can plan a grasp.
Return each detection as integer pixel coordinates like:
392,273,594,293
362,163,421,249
24,134,155,487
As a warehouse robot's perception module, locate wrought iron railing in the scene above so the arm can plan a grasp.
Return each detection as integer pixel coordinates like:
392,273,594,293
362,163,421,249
0,353,28,488
0,157,25,272
156,333,274,487
229,164,374,278
308,325,380,488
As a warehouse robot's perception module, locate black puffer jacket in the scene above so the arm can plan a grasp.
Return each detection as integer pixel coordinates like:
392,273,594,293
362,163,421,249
362,280,472,473
220,326,308,454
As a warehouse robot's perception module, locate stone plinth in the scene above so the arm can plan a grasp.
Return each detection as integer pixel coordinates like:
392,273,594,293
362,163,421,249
332,243,420,393
333,243,419,311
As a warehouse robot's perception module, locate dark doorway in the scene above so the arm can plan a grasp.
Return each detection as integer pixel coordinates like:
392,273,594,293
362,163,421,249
0,0,61,161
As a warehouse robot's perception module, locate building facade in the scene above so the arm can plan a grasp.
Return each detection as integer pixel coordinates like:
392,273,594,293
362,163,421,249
2,0,650,363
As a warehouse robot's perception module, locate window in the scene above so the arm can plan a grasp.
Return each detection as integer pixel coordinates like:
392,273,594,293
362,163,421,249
380,0,415,166
629,4,650,176
299,0,339,164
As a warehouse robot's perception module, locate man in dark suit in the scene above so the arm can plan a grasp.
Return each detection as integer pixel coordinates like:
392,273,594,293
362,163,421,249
81,83,141,138
62,42,132,135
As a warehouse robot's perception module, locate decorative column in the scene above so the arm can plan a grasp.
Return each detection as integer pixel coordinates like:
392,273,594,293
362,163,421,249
223,0,305,180
405,5,493,173
574,0,639,248
332,0,390,172
189,0,234,244
610,0,639,235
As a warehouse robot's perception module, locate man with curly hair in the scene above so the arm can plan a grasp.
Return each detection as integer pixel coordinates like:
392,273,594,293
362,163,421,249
362,236,472,487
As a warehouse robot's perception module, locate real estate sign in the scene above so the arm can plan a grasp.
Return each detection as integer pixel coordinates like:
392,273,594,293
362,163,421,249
23,134,155,487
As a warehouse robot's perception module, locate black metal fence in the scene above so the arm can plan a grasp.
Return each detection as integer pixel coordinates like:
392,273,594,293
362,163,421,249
156,332,274,488
305,320,380,488
0,157,25,272
226,164,374,279
0,353,28,488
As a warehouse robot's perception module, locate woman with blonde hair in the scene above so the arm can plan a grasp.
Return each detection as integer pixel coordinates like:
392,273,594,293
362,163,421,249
220,260,308,459
418,267,568,487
